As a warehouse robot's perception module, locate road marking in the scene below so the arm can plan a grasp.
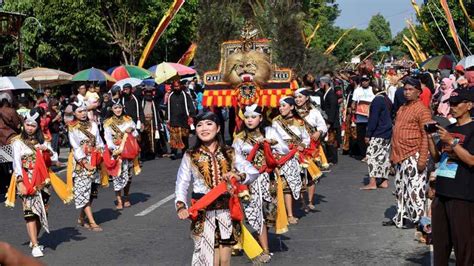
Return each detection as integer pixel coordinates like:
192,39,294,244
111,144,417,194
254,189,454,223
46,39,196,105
135,193,175,217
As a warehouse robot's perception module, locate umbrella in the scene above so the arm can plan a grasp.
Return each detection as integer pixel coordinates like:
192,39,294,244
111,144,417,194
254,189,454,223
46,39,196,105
113,78,143,89
17,67,72,88
152,62,196,84
72,67,116,82
111,65,152,81
420,55,455,71
0,76,33,91
456,55,474,70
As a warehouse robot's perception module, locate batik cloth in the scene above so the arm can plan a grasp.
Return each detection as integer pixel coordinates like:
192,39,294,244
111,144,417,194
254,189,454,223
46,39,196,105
73,166,99,209
169,126,189,150
191,209,239,266
392,154,428,227
280,157,302,200
367,137,391,179
113,159,132,191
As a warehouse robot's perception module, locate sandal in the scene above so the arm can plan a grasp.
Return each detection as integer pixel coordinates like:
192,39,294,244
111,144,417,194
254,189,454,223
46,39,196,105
123,197,131,208
88,223,103,232
116,200,123,210
307,204,316,211
288,216,298,224
77,218,91,229
257,252,272,263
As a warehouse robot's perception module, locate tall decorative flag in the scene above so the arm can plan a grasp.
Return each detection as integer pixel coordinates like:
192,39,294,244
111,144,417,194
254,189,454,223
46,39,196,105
138,0,185,67
305,23,321,48
324,27,354,55
411,0,430,32
177,43,197,66
440,0,464,58
459,0,474,30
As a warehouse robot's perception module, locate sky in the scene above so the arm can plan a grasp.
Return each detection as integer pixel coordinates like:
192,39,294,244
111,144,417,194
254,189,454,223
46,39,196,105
334,0,424,36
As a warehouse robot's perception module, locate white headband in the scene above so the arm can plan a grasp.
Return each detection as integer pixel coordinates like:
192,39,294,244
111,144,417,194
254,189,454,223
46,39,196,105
244,104,262,117
294,88,306,96
72,100,87,112
25,112,39,126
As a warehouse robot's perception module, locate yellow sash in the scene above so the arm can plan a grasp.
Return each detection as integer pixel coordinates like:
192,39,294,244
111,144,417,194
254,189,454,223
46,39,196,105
275,168,289,234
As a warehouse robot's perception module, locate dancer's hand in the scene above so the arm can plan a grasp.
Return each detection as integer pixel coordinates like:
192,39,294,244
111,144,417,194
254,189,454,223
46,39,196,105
17,182,27,195
177,208,189,220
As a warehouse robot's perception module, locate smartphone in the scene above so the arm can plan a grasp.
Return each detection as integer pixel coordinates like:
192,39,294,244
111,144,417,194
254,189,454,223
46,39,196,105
424,122,438,133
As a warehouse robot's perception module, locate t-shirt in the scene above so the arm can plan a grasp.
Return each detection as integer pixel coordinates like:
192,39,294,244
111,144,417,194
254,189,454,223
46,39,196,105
352,86,375,123
436,121,474,201
419,86,432,108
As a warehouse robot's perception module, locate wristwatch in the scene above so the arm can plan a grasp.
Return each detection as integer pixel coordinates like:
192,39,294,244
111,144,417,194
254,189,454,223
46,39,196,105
450,138,460,149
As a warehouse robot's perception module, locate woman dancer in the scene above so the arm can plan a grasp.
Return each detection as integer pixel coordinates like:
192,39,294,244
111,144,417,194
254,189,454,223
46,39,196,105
272,97,311,224
232,104,288,262
103,100,140,209
294,88,328,211
68,100,105,232
9,108,56,257
175,112,259,266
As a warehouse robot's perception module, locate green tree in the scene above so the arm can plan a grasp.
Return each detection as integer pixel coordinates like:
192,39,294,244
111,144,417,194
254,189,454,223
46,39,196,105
367,13,392,45
332,29,380,63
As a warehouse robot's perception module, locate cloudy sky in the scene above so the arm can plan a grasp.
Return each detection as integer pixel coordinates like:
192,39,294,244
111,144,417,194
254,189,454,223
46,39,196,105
334,0,424,36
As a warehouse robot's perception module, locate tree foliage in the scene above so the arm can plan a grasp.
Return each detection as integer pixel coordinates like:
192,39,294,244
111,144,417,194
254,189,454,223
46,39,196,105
1,0,198,75
367,13,392,45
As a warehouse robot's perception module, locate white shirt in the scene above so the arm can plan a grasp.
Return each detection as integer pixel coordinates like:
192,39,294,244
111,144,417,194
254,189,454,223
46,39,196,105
68,122,104,161
271,118,311,147
232,127,289,157
175,148,259,207
12,139,57,178
352,86,375,103
301,109,328,135
104,118,139,151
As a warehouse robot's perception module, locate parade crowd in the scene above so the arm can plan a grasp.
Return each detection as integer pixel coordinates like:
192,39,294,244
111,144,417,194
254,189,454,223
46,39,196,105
1,65,474,266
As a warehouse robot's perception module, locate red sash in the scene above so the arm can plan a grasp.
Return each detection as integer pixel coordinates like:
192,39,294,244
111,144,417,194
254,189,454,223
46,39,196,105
188,177,244,221
246,142,298,173
22,149,49,196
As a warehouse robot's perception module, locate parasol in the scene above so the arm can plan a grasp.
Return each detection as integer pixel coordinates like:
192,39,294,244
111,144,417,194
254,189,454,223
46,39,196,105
17,67,72,88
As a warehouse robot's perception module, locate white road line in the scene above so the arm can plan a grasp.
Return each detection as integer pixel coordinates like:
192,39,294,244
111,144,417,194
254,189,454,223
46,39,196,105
135,193,175,217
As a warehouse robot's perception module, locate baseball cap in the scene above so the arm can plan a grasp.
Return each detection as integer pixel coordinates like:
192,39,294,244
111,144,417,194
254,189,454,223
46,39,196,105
444,89,474,103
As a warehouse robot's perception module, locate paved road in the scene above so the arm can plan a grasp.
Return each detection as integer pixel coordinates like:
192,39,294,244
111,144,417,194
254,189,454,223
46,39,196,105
0,151,430,265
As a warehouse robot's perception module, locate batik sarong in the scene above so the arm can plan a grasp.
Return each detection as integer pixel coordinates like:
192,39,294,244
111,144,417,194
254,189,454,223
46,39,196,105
367,137,391,179
393,154,428,227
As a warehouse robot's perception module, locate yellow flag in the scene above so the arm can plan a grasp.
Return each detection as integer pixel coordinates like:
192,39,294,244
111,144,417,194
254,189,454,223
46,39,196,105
440,0,464,58
138,0,185,67
459,0,474,30
306,23,321,48
324,27,354,55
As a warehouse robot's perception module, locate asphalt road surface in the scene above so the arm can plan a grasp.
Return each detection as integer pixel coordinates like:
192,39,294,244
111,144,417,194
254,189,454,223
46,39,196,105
0,151,430,265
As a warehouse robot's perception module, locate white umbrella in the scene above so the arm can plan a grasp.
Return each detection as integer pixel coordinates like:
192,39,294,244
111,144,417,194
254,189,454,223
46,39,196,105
17,67,72,88
456,55,474,69
113,78,143,89
0,76,33,91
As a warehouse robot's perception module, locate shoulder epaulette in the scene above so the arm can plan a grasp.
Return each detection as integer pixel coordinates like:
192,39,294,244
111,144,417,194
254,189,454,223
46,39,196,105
103,118,113,128
68,120,80,130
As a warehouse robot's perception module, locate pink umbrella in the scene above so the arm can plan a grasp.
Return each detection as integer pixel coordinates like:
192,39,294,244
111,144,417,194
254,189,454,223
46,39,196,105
150,62,196,84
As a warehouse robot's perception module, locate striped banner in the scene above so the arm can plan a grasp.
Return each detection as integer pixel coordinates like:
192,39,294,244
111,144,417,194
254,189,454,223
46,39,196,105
440,0,464,58
138,0,185,67
177,43,197,66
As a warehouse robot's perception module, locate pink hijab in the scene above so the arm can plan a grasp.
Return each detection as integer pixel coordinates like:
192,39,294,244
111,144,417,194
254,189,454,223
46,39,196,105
437,77,454,117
